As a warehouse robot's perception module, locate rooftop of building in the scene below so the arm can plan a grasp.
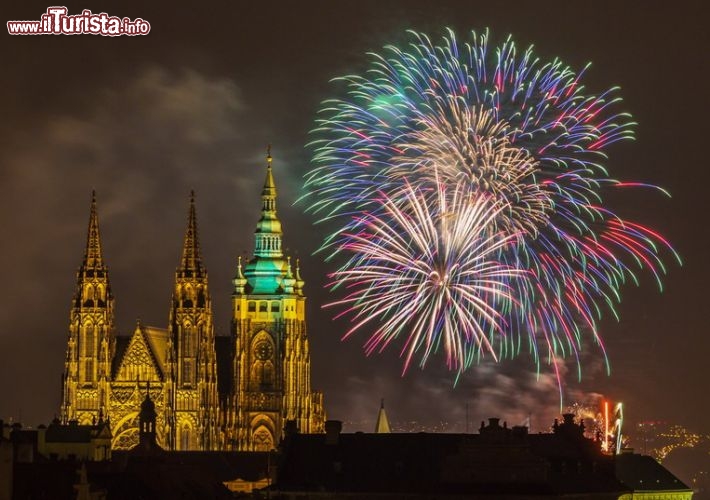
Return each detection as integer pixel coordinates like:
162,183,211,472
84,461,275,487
615,450,692,492
273,416,631,496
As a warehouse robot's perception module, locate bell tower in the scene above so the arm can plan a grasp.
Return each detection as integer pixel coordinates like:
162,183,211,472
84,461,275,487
61,191,114,424
168,192,219,450
229,147,324,451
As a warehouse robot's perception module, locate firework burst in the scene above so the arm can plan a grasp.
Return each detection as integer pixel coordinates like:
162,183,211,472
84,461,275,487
305,28,679,382
328,181,525,372
392,105,553,237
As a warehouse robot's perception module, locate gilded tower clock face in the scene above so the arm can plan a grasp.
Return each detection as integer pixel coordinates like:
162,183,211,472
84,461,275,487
254,341,273,361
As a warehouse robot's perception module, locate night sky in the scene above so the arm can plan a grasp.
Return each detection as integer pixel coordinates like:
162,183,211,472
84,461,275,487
1,0,707,438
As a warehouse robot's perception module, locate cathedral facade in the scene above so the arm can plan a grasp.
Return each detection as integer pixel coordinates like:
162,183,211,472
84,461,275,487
60,151,325,451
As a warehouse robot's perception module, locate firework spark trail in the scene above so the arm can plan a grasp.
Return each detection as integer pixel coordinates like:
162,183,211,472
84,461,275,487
305,28,679,383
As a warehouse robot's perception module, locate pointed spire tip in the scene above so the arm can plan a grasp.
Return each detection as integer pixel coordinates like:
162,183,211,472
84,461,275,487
179,189,203,275
83,189,104,270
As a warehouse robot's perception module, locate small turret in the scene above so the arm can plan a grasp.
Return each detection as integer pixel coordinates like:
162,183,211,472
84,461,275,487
282,257,296,294
294,259,305,296
232,256,248,294
375,399,391,433
136,384,160,452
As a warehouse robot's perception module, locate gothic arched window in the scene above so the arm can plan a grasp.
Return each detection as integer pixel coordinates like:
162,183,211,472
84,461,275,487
84,359,94,382
252,426,274,451
183,325,192,356
181,425,191,450
84,324,95,357
183,361,192,385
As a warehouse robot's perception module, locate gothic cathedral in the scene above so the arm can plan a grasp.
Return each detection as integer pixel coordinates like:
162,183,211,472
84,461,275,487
60,150,325,451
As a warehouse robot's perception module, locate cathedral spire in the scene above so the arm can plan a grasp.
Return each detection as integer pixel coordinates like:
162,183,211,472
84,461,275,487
83,190,104,270
178,190,204,278
263,144,276,197
253,146,283,259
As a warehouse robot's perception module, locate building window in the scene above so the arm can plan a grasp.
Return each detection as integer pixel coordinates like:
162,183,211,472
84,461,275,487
84,324,95,357
271,302,280,312
248,302,256,312
259,302,267,313
85,359,94,381
183,325,196,357
253,427,273,452
181,426,191,450
84,285,95,306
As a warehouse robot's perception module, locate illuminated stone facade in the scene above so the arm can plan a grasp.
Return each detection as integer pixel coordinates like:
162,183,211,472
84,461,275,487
60,152,324,451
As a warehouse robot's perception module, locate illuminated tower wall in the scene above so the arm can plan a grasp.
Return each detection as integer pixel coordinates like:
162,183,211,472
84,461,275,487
167,193,219,450
228,150,325,451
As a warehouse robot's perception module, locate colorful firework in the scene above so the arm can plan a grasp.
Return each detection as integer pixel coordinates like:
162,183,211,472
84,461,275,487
328,180,525,372
304,29,679,381
391,105,553,237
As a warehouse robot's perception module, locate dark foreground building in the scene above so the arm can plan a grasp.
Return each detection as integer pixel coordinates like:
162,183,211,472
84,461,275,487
2,414,692,500
272,415,693,500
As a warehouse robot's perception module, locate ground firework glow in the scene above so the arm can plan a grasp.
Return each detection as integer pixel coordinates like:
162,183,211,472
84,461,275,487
304,29,679,385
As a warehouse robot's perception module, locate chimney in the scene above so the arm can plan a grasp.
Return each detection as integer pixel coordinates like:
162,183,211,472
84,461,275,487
324,420,342,445
284,420,298,438
512,425,528,438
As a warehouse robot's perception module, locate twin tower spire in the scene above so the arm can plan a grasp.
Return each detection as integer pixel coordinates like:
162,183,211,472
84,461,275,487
177,190,204,279
82,190,105,271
